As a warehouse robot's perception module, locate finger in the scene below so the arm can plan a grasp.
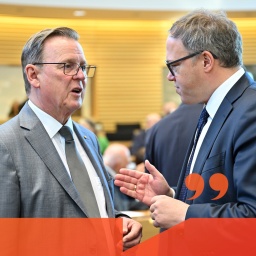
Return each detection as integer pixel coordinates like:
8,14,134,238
123,237,141,251
114,174,138,187
145,160,162,179
114,177,138,192
119,168,144,179
150,195,161,205
120,186,137,198
149,204,155,213
123,227,142,246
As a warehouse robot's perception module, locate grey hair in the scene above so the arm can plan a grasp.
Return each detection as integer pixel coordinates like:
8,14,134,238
21,27,79,95
169,9,243,68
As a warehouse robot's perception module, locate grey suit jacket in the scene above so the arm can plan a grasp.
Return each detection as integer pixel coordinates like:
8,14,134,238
0,103,120,218
175,72,256,218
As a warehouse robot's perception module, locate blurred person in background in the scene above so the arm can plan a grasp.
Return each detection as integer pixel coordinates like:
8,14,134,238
103,143,148,211
130,113,161,156
146,103,203,188
133,147,146,173
79,118,110,154
162,101,178,116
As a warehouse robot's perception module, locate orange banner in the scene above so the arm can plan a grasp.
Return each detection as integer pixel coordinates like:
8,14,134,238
0,218,122,256
1,218,256,255
123,218,256,256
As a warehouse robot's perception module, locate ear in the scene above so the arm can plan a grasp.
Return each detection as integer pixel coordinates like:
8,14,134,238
202,51,215,72
25,64,40,89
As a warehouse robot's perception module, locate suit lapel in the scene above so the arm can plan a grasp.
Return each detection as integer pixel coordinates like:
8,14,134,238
19,104,87,214
191,98,232,176
186,73,251,200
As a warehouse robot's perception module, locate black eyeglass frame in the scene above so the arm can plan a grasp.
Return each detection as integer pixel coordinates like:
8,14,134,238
32,62,96,77
165,50,218,76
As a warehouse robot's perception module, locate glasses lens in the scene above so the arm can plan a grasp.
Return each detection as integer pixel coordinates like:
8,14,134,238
166,63,175,76
63,63,96,77
64,63,79,76
86,66,96,78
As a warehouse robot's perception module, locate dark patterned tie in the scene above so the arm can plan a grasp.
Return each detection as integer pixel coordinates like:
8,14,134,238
178,107,209,202
59,126,100,217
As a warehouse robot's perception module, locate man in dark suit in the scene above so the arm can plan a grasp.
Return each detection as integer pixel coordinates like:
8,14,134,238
0,27,142,250
145,103,203,188
115,9,256,229
130,113,161,156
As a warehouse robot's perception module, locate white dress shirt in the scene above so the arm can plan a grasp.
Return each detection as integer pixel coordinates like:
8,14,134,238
190,68,245,173
28,100,108,217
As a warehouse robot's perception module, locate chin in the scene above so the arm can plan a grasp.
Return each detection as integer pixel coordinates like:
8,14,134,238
181,97,196,105
75,98,83,107
69,102,82,114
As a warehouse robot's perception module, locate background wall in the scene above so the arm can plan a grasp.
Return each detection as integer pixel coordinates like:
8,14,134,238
0,15,256,131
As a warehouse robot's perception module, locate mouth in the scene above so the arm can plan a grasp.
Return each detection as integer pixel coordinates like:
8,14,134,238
71,87,83,94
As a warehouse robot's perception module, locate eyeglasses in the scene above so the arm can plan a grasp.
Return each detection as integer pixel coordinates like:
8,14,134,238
165,50,218,76
165,51,203,76
33,62,96,77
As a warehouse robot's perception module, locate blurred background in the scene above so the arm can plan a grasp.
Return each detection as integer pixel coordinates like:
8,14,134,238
0,0,256,139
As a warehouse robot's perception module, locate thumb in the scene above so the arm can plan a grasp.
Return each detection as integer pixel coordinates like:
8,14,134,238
145,160,161,179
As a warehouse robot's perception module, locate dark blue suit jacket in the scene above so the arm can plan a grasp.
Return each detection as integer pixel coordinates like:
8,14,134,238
176,73,256,218
146,103,203,187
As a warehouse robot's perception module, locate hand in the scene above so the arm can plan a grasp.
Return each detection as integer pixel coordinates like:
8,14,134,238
150,195,189,229
122,217,142,251
115,160,171,206
136,162,145,172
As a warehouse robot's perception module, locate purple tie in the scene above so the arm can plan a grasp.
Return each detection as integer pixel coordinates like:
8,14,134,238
178,107,209,202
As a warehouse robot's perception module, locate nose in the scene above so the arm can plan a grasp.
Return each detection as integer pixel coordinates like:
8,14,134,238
167,71,176,81
74,67,87,80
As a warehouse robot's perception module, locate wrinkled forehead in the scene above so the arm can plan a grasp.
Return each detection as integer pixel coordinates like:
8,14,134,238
42,36,86,62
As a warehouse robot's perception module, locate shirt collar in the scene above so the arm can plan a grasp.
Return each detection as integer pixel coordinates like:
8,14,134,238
206,68,245,119
28,100,73,138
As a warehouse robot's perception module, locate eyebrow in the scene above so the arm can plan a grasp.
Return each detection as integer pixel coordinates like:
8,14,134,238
61,58,87,65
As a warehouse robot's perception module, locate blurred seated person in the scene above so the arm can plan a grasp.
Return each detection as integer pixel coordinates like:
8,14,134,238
130,113,161,156
103,143,148,211
8,100,20,118
78,117,97,133
79,118,109,154
162,101,178,116
134,147,146,173
95,122,109,154
146,103,203,188
8,98,27,118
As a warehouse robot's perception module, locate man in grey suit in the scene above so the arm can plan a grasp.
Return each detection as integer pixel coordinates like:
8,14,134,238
0,27,141,250
115,9,256,229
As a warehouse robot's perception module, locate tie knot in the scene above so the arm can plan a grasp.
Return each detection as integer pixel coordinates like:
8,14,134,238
198,107,209,129
59,126,74,143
